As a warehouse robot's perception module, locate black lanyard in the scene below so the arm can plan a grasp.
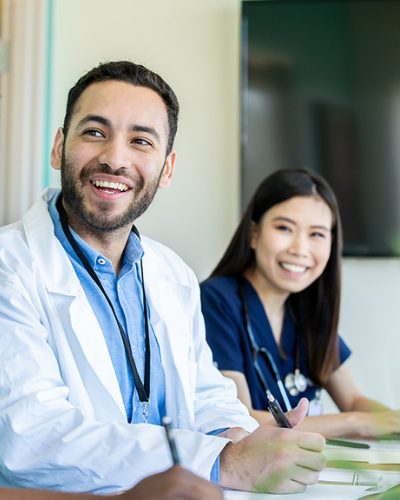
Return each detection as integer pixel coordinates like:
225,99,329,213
56,195,151,408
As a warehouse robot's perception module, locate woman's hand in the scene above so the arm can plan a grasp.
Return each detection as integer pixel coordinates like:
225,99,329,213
355,410,400,438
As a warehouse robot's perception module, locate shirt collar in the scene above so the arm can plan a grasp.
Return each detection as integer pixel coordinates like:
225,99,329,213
49,190,145,271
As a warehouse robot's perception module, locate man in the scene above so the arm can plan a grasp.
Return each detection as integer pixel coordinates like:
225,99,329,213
0,61,325,494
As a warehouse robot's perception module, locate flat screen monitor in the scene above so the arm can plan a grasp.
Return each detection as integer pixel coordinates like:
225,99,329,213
241,0,400,256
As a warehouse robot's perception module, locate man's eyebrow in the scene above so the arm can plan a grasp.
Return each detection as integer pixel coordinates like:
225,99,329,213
76,114,111,129
130,124,161,142
75,116,161,142
272,216,331,231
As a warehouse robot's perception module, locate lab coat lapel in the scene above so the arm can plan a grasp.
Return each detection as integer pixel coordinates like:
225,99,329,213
67,292,126,418
142,241,195,429
23,190,126,419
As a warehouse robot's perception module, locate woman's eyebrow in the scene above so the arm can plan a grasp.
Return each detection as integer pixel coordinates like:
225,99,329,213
272,216,331,231
272,216,295,224
310,225,331,231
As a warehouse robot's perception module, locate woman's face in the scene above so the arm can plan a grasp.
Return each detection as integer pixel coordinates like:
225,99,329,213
249,195,333,297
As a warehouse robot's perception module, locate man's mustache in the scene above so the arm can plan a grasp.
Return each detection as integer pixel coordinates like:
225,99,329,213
79,163,135,182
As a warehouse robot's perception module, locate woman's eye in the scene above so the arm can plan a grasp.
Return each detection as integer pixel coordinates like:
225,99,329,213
277,225,291,232
311,231,325,238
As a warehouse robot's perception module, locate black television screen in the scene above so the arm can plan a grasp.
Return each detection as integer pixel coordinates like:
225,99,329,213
241,0,400,256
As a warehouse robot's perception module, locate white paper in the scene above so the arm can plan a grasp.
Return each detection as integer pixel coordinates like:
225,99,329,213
223,484,371,500
223,467,400,500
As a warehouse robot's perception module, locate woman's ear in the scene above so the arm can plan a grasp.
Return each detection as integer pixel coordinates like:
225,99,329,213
249,221,259,250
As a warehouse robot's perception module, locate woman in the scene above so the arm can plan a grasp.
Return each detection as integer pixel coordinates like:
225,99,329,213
200,169,399,438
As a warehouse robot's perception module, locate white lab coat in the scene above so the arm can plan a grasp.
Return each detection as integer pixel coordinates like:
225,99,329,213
0,188,258,494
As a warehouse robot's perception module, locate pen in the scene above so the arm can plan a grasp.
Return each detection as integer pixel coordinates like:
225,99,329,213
267,396,371,451
162,416,181,466
267,393,291,428
325,438,370,449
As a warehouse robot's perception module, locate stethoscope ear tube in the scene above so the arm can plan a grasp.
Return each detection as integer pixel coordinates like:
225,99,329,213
238,278,307,412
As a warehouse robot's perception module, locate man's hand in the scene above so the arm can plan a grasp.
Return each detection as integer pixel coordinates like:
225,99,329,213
217,427,249,442
219,398,326,494
121,467,223,500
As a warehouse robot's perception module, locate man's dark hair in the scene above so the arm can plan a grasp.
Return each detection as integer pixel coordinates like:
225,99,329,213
63,60,179,155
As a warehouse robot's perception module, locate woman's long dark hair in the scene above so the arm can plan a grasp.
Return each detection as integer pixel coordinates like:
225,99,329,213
209,169,343,386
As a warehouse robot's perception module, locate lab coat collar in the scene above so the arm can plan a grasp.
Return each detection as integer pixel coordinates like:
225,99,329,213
23,188,82,296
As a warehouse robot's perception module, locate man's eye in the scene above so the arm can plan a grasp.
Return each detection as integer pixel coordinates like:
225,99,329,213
84,129,103,137
133,138,151,146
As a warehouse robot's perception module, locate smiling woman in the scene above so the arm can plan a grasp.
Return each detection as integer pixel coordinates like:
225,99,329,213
200,169,400,439
247,196,333,299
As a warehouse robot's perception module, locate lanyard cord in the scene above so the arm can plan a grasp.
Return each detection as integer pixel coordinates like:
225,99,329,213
238,277,293,411
57,195,150,403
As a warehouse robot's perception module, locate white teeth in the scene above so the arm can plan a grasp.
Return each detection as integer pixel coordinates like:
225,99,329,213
280,262,307,273
92,180,128,192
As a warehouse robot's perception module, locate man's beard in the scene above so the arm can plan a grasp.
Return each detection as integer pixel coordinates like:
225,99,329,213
61,151,163,233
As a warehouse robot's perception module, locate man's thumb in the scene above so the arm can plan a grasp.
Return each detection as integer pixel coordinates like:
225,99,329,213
286,397,309,428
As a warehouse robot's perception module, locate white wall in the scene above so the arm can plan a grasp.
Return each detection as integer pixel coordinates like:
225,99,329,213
49,0,241,281
322,259,400,413
49,0,400,411
339,259,400,409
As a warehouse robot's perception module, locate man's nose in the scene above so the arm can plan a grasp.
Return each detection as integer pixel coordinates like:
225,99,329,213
97,137,131,170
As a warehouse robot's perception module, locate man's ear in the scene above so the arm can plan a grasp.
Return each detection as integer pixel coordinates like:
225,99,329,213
158,149,177,189
50,128,65,171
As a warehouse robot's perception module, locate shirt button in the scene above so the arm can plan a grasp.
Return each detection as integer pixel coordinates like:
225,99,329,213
98,258,106,265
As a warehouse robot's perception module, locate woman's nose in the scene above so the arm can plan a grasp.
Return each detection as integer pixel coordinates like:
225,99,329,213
288,233,309,256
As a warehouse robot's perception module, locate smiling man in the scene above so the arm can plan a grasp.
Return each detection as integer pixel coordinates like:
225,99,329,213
0,61,326,495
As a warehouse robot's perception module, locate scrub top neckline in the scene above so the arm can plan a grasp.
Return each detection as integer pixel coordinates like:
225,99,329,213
242,278,296,373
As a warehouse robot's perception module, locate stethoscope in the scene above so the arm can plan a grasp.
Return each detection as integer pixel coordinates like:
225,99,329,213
238,278,307,412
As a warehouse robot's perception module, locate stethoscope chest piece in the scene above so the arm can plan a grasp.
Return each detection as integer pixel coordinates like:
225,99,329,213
284,368,307,396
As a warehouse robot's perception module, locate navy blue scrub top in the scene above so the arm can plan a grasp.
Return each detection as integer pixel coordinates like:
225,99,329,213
200,276,351,412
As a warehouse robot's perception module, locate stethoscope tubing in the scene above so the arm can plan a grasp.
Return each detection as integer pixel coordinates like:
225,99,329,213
238,278,304,412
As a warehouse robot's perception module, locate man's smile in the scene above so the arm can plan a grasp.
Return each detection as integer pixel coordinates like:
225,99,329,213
91,180,129,193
